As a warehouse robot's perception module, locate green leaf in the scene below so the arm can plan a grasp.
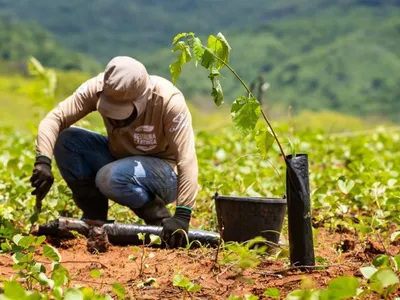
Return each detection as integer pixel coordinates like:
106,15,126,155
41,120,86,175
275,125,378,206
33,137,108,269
172,33,187,45
172,41,186,52
208,68,224,105
29,212,39,224
373,254,390,268
90,269,103,278
254,120,274,159
192,37,205,66
180,49,192,65
231,96,261,137
35,235,46,246
38,272,54,288
169,60,182,85
200,48,215,69
43,245,61,262
52,263,70,287
207,33,231,69
338,179,355,194
3,281,27,299
392,255,400,271
391,231,400,242
173,274,191,288
1,241,12,252
327,276,359,299
12,252,26,264
53,286,63,299
149,234,162,245
360,266,378,279
112,282,126,299
187,282,201,292
30,262,45,274
12,234,24,246
286,289,320,300
244,295,259,300
370,268,399,296
64,288,84,300
264,287,281,298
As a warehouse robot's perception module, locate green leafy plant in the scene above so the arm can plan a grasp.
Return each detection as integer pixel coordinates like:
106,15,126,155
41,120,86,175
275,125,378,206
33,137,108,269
172,273,201,299
220,236,268,274
128,233,161,278
9,234,61,290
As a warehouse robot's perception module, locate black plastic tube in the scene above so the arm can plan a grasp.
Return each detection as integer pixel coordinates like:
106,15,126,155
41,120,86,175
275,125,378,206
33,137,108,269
285,154,315,267
35,217,220,248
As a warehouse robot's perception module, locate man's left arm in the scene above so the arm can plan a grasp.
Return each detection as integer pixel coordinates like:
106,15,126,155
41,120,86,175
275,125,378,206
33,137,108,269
161,93,199,248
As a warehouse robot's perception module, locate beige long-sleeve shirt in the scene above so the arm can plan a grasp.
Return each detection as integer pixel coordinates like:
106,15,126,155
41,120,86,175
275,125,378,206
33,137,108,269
36,73,198,209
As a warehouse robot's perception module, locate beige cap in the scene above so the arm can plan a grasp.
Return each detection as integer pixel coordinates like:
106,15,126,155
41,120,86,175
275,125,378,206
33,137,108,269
97,56,152,120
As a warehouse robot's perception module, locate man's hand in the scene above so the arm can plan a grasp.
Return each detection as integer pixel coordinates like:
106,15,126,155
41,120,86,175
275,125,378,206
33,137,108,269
161,206,191,248
30,156,54,204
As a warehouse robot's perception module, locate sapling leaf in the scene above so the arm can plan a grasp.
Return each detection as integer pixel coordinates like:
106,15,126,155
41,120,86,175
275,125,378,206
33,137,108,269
208,68,224,105
207,33,231,69
215,32,231,69
172,33,187,45
149,234,161,245
192,37,205,66
201,48,215,69
176,44,192,64
43,245,61,262
254,120,274,159
173,41,186,52
231,96,261,137
169,60,182,85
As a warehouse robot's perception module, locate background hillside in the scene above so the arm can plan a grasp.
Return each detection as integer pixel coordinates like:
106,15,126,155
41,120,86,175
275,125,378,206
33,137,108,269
0,0,399,122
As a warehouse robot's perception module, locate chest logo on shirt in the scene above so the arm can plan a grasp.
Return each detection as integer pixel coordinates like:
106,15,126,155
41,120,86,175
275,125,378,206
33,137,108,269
134,125,157,151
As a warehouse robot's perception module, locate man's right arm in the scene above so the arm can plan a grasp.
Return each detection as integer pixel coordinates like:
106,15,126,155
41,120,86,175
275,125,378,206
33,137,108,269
35,73,103,158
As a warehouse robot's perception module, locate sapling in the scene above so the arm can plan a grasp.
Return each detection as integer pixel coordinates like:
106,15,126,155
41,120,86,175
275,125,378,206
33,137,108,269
169,32,287,164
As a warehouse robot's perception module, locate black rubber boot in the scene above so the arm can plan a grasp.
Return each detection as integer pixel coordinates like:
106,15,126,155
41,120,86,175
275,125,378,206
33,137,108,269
67,179,109,222
132,197,172,226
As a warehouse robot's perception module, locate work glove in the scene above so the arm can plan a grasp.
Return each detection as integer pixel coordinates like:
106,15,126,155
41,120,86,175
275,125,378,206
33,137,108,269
30,156,54,207
161,207,191,248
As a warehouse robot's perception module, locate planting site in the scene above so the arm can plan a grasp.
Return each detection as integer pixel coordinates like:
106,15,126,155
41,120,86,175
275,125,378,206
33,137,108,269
0,110,399,298
1,2,400,297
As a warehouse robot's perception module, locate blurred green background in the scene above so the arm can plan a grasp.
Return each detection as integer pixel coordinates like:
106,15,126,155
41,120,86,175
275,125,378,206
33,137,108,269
0,0,399,131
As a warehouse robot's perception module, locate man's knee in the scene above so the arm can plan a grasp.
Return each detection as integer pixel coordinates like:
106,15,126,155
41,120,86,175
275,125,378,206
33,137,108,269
95,164,115,199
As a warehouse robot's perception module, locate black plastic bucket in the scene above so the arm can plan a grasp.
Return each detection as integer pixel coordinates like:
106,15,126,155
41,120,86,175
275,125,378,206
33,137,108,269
213,194,287,245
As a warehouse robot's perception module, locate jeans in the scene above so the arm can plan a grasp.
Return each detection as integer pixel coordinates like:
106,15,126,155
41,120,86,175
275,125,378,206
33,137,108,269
53,126,178,212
